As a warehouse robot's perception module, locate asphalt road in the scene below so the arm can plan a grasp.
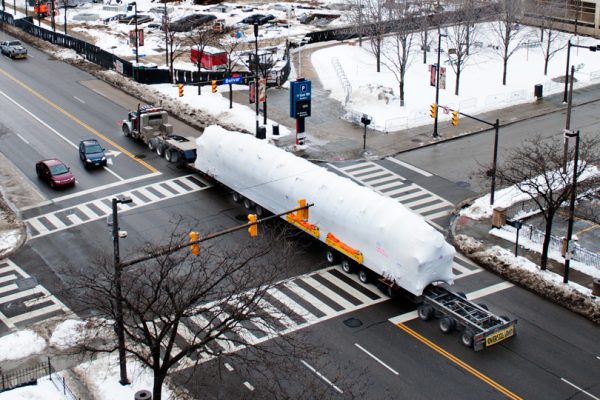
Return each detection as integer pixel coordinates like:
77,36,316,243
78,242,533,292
0,31,599,400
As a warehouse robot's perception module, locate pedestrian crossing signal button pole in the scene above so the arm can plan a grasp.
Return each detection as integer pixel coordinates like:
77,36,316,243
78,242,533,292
178,83,184,97
452,111,459,126
430,103,437,119
211,80,217,93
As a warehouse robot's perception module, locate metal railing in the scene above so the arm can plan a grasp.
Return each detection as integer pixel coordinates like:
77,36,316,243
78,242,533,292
331,57,351,105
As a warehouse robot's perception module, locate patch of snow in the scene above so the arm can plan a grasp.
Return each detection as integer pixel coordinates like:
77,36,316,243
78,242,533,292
0,378,67,400
0,330,46,361
50,319,86,349
0,229,20,253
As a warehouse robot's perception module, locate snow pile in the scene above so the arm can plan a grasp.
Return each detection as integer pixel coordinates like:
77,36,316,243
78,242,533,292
0,330,47,361
49,319,86,349
0,378,67,400
0,229,20,254
75,353,174,400
455,234,600,324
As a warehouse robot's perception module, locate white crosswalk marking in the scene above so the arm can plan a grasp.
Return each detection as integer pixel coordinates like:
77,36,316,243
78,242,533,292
24,175,212,239
172,266,388,372
327,161,453,224
0,259,72,331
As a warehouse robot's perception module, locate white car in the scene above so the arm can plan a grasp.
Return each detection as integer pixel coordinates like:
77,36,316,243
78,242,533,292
0,40,28,59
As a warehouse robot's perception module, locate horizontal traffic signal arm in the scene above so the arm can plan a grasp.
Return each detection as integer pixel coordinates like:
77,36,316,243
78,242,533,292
120,202,314,269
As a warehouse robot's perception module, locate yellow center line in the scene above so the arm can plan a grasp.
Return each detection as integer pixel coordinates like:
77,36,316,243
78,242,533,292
396,323,522,400
0,67,158,173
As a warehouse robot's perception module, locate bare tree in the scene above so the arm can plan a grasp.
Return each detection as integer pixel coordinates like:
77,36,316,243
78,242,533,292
219,33,244,109
166,29,186,83
186,28,217,95
527,0,568,75
362,0,389,73
381,1,416,107
491,0,530,85
445,0,480,95
67,218,347,400
487,134,600,270
416,0,436,65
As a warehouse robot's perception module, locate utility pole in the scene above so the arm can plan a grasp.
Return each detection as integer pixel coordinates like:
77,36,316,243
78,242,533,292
133,1,139,65
433,33,446,138
254,22,259,137
563,130,580,284
563,65,575,169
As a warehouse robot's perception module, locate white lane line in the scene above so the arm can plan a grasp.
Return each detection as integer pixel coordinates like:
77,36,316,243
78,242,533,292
0,274,17,284
44,214,66,229
284,281,337,316
388,282,514,325
16,133,30,144
78,204,99,219
10,303,64,324
354,343,399,375
386,157,433,177
28,218,49,234
0,284,18,294
73,96,85,103
300,360,343,394
0,89,78,150
224,363,234,372
52,172,161,203
103,165,125,181
243,382,255,391
301,276,354,309
466,281,514,301
67,213,83,224
561,378,600,400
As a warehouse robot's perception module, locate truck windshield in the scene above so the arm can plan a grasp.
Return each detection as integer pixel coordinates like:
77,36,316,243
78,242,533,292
9,41,21,46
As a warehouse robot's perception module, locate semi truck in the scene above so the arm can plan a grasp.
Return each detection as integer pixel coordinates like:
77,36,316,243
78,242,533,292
193,126,517,350
121,105,197,164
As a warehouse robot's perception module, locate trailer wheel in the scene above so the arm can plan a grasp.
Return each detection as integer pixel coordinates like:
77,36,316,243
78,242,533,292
255,205,265,218
358,269,370,284
477,303,489,311
461,331,474,348
122,124,130,137
325,250,338,264
439,316,456,334
417,304,434,321
156,143,165,157
165,148,173,162
341,259,354,273
232,192,242,203
243,198,254,210
148,138,157,151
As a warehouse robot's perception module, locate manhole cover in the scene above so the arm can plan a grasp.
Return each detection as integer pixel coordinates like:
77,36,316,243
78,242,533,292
456,181,471,188
16,277,37,290
343,317,362,328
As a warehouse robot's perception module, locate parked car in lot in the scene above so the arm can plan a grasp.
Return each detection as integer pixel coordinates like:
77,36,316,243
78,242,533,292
240,14,275,25
35,159,75,188
79,139,107,168
167,14,216,32
0,40,27,59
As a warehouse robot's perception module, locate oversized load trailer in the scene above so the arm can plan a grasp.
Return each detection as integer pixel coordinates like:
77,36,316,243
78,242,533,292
195,126,455,297
194,126,517,349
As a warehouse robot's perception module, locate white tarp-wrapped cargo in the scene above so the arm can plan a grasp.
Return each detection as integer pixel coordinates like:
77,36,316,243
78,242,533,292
195,126,455,296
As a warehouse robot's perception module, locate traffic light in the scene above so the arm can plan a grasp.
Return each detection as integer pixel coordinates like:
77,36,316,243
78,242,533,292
430,103,437,119
178,83,184,97
189,231,199,256
452,111,459,127
297,199,308,220
211,80,217,93
247,214,258,237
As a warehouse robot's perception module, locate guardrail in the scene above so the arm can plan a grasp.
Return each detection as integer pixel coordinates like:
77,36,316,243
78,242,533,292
331,57,351,105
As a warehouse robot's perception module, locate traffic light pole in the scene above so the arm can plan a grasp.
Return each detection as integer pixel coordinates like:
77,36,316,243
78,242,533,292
449,109,500,205
120,203,313,269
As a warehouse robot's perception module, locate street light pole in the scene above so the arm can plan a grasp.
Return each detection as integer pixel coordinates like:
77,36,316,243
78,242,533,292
433,33,446,138
563,130,580,284
112,196,132,386
133,1,139,65
563,65,575,169
490,118,500,205
163,0,168,67
563,40,572,103
254,22,259,137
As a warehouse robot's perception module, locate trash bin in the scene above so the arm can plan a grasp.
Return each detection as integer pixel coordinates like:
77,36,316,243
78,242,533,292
534,84,543,98
257,126,266,140
272,124,279,136
135,390,152,400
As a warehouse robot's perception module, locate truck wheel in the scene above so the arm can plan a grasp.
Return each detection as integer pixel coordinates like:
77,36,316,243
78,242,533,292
325,250,338,264
243,198,254,210
417,304,434,321
232,192,242,203
170,150,180,163
439,316,456,334
341,259,353,273
148,138,157,151
156,143,165,157
358,269,370,284
255,205,265,218
122,124,130,137
461,331,474,348
165,149,173,162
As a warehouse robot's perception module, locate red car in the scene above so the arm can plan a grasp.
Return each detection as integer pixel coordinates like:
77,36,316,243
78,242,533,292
35,159,76,189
